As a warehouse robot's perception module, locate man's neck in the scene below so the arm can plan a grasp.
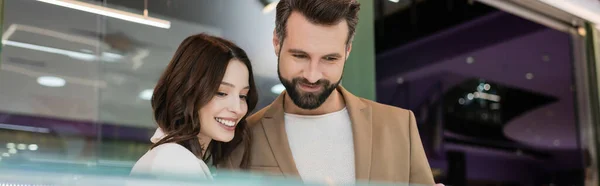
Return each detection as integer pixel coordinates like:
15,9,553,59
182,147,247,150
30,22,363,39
284,89,346,115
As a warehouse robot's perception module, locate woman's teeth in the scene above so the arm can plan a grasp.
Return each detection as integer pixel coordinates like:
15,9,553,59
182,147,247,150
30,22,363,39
215,118,235,127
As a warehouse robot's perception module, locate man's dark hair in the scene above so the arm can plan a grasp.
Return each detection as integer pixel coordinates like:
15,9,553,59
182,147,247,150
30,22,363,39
275,0,360,46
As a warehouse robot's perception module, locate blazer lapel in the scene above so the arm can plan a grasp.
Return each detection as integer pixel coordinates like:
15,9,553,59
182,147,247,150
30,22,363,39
338,86,373,181
261,92,300,177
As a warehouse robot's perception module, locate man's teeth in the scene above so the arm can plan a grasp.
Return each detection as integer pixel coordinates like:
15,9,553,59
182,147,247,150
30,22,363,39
215,118,235,127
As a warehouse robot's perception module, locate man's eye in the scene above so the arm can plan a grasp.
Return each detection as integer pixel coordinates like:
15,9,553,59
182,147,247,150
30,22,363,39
325,57,338,61
293,54,307,59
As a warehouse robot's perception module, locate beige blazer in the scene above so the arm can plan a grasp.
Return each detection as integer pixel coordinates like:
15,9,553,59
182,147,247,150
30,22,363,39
221,86,434,185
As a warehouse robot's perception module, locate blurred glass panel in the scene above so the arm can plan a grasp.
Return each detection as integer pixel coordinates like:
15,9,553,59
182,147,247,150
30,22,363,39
0,0,283,171
92,0,282,167
0,0,104,169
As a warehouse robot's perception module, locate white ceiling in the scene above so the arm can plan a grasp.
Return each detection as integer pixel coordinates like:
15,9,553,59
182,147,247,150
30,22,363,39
0,0,280,128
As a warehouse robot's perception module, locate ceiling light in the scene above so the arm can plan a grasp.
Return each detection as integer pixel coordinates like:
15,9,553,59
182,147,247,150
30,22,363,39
37,0,170,29
28,144,39,151
1,153,9,157
3,40,95,61
2,40,123,62
525,73,534,80
480,92,501,102
0,123,51,133
139,89,153,100
389,0,400,3
6,143,15,149
471,91,501,102
396,77,404,84
8,148,17,154
1,24,122,62
483,84,491,91
466,57,475,64
37,76,66,87
271,84,286,94
3,24,99,47
101,52,123,62
17,144,27,150
259,0,279,14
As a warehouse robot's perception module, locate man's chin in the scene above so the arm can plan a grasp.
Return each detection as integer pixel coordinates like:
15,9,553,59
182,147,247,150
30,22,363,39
292,94,325,109
296,90,323,97
295,100,322,110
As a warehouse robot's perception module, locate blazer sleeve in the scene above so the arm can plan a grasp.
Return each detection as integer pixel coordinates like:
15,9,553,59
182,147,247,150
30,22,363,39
408,110,435,185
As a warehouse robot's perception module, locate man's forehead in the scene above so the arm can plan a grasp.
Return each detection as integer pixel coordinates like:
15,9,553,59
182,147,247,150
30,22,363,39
284,12,348,52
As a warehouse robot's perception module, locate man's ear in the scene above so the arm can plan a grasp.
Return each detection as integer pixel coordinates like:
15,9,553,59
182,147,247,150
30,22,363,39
345,43,353,60
273,29,281,57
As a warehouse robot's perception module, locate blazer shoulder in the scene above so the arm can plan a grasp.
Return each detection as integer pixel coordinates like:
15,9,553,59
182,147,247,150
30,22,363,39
150,143,203,168
360,98,415,131
361,98,412,118
152,143,197,159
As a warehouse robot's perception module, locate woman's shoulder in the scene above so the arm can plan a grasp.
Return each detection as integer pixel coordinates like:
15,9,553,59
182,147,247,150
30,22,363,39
130,143,211,178
151,143,196,157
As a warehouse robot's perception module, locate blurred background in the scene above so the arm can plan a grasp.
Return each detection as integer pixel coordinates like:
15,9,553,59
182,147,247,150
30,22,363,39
0,0,600,185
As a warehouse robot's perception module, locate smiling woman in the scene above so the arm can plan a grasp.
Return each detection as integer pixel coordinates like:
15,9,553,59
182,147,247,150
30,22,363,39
0,0,296,184
129,33,258,179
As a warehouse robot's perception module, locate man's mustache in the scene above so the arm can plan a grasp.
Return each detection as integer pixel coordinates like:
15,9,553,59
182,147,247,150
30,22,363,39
292,78,329,86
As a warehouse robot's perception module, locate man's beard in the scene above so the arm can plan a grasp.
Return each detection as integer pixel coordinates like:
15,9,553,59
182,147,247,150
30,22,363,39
278,70,341,110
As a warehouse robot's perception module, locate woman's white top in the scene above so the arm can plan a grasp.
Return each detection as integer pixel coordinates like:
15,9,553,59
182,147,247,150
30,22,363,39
130,128,213,180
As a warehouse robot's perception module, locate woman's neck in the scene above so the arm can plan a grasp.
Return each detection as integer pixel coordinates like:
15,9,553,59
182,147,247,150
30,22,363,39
197,134,213,156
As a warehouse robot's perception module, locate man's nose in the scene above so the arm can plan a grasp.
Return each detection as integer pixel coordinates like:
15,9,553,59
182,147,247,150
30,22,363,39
302,60,322,83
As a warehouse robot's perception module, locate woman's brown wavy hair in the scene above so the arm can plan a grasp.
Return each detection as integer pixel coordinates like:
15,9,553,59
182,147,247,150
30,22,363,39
149,33,257,168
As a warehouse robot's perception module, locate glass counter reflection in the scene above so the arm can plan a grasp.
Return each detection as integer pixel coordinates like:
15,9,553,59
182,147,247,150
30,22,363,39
0,163,433,186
